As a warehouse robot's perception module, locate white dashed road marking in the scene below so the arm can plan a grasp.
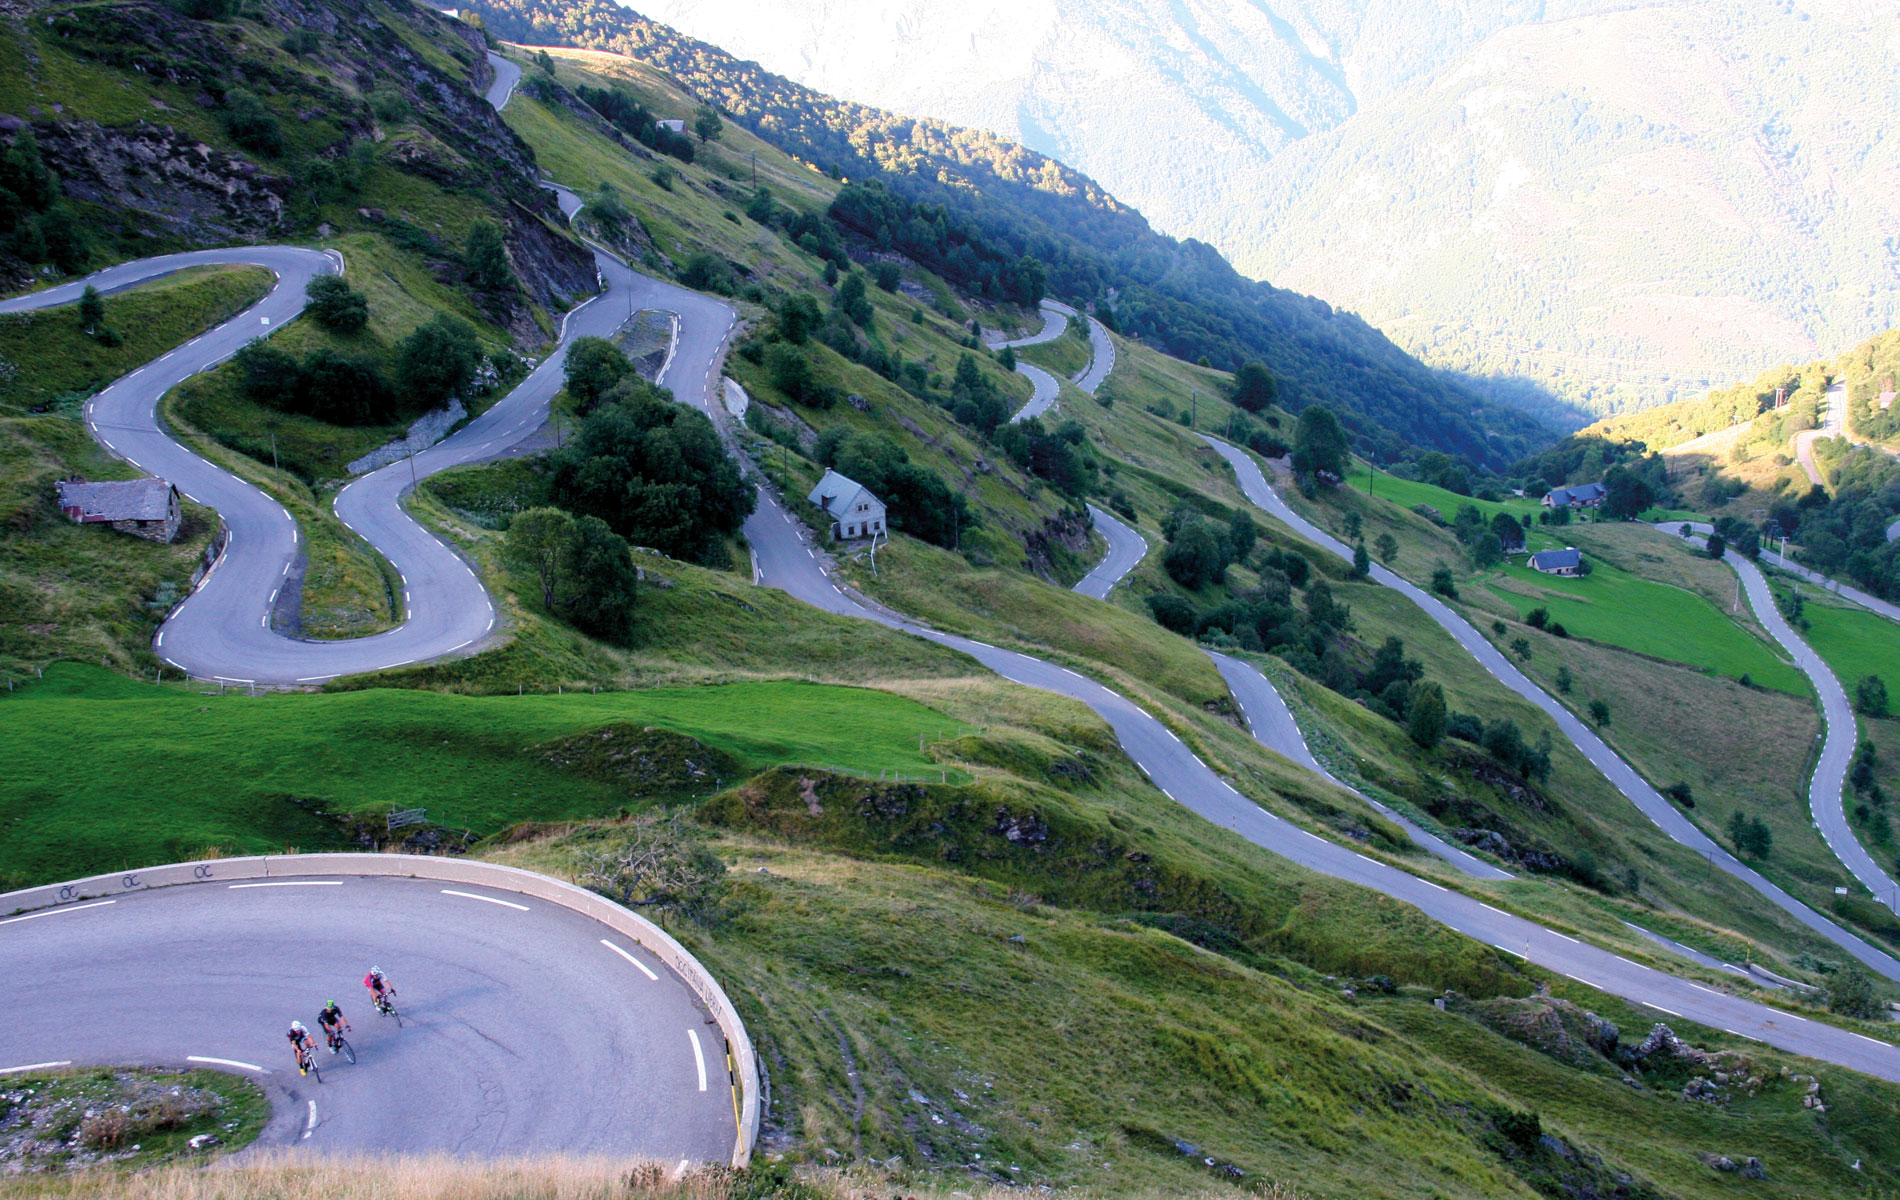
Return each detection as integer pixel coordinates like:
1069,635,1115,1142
442,889,528,911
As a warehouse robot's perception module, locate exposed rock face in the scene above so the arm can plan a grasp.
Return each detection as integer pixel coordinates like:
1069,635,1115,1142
5,0,595,343
1024,507,1090,581
31,120,293,243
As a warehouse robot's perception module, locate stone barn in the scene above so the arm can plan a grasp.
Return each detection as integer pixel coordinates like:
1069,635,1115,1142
55,477,182,543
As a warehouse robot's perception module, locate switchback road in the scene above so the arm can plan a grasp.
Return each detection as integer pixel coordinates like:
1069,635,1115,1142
1200,434,1900,984
1661,523,1900,916
0,876,733,1162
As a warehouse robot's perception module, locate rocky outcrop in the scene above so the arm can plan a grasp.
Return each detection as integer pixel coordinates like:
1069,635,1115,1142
23,118,293,243
8,0,594,344
1024,507,1091,581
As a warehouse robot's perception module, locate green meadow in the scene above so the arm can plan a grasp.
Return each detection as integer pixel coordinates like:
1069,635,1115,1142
0,665,964,888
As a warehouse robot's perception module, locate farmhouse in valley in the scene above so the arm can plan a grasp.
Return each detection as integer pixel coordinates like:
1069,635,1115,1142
1529,547,1584,577
1542,482,1606,509
806,469,887,541
55,477,182,543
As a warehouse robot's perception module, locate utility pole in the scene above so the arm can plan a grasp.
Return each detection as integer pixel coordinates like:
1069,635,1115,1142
408,447,419,491
750,152,756,187
270,433,279,477
1190,389,1197,428
1368,460,1374,500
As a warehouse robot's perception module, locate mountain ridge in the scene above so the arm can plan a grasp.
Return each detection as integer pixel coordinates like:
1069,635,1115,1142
464,0,1559,468
633,0,1900,424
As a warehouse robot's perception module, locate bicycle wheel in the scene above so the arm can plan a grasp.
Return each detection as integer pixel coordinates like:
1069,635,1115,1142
336,1037,356,1065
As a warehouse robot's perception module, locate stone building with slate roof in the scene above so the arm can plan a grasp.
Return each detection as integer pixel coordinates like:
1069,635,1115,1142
55,477,182,543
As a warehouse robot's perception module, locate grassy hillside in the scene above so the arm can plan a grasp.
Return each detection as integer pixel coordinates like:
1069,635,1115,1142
0,663,962,889
0,265,273,410
468,0,1558,469
0,269,284,679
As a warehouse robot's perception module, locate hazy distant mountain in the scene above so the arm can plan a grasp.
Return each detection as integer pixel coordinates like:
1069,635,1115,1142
637,0,1900,422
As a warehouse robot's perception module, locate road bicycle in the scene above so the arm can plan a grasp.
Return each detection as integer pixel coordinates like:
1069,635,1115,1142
324,1027,356,1065
294,1041,322,1082
373,992,402,1027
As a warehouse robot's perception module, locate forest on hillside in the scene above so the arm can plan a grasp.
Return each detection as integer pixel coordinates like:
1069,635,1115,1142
463,0,1557,470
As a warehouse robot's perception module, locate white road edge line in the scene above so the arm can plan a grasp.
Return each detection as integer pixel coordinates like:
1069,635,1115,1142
442,888,528,911
0,899,116,926
0,1061,72,1075
229,881,342,889
688,1028,708,1091
601,938,660,980
187,1056,266,1073
304,1099,317,1139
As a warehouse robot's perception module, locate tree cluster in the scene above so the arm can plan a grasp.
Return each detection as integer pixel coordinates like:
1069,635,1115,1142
502,506,640,643
1156,506,1258,590
574,84,697,162
0,130,88,277
549,351,755,564
994,416,1097,498
233,313,485,425
813,428,970,548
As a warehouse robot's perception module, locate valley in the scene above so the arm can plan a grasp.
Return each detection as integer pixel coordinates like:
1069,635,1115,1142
4,2,1900,1198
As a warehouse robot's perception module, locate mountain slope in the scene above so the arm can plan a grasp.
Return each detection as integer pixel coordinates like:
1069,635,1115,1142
632,0,1900,423
465,0,1557,468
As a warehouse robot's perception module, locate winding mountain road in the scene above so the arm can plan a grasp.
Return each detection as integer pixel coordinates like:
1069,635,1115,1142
0,875,735,1162
1073,504,1148,599
1199,433,1900,984
736,438,1900,1074
1794,383,1844,488
1663,523,1900,915
1071,314,1115,395
23,46,1900,1097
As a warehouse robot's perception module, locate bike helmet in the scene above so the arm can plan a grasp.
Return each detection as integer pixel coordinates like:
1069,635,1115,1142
327,1000,338,1008
369,966,383,977
291,1020,306,1032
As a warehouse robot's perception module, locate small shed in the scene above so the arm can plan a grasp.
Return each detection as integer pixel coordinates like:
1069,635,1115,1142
55,477,182,543
1542,482,1606,509
1529,547,1583,576
806,469,887,541
656,118,687,134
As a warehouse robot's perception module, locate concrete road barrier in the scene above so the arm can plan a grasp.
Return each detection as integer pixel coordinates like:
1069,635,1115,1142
0,852,760,1166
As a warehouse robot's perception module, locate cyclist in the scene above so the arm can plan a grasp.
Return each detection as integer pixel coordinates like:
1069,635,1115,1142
286,1020,318,1073
317,1000,350,1051
363,966,397,1013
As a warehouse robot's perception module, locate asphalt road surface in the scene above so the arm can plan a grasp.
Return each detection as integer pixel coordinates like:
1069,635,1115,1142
984,299,1071,349
485,51,523,111
0,77,641,684
1071,315,1115,395
0,877,735,1163
1073,504,1148,599
1794,382,1845,488
1199,433,1900,983
1659,523,1900,915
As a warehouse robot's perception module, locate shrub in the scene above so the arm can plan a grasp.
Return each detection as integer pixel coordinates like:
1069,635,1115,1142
1430,565,1457,598
563,336,633,414
396,315,482,408
1857,675,1890,718
304,276,368,333
679,252,736,295
220,90,284,157
463,220,515,294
